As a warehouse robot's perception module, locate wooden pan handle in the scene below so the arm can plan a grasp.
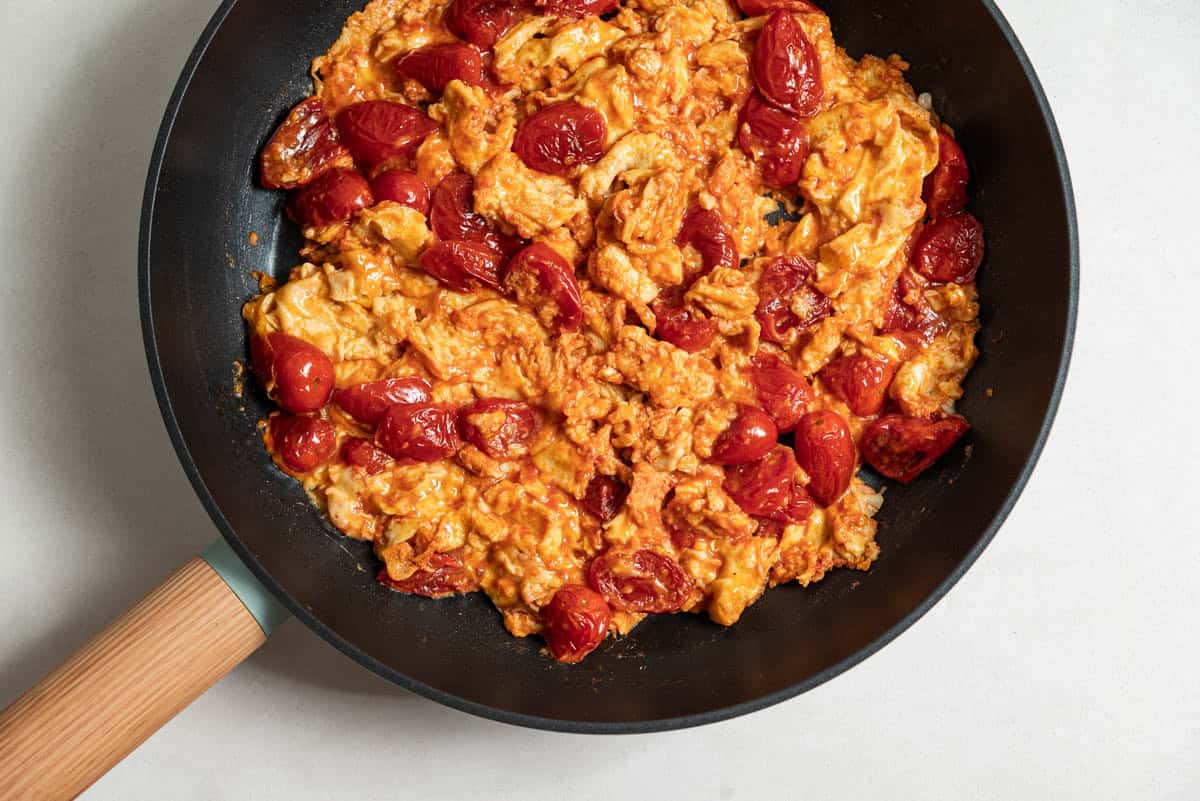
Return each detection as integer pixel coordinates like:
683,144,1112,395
0,542,288,801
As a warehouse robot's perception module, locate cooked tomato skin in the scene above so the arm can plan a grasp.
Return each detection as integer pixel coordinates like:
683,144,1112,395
755,256,831,342
375,403,462,462
335,100,438,167
418,240,506,292
377,551,475,597
512,102,607,177
501,242,583,333
793,410,855,506
677,207,738,281
542,584,612,663
459,398,539,459
752,10,823,117
269,414,337,473
711,405,779,466
333,377,433,427
260,97,353,190
340,438,391,474
447,0,533,49
286,168,373,228
749,352,813,433
819,354,899,417
738,92,810,188
723,445,797,517
370,170,430,216
252,332,336,414
924,129,970,221
862,414,970,483
394,43,483,93
587,550,692,613
651,288,716,353
913,212,985,284
582,474,631,522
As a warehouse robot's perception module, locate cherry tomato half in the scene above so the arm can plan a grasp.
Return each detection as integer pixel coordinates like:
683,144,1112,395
582,474,630,522
260,97,353,190
748,352,813,433
711,404,779,465
377,551,475,597
755,255,831,342
862,414,969,483
418,240,506,292
913,212,985,284
502,242,583,333
395,43,483,93
793,410,855,506
375,403,462,462
677,206,738,281
335,100,437,167
251,332,336,414
587,550,692,613
512,102,607,177
752,10,823,117
287,168,373,228
459,397,540,459
370,170,431,216
923,128,969,221
334,376,433,427
738,92,810,188
651,288,716,353
269,413,337,473
723,445,797,518
818,353,899,417
340,438,391,475
542,584,612,663
447,0,533,49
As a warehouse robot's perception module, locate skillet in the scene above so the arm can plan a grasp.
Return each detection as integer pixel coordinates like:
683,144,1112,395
0,0,1076,794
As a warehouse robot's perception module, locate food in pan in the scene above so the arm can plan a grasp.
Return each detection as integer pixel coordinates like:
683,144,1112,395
244,0,983,662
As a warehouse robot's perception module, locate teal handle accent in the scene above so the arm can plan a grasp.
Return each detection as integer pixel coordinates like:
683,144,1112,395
200,539,290,636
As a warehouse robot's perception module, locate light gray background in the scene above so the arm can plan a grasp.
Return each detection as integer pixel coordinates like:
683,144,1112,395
0,1,1195,798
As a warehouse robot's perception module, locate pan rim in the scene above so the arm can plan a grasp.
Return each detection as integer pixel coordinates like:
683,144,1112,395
138,0,1079,734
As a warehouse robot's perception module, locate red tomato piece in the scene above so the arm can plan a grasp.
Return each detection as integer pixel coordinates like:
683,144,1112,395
748,352,813,433
430,172,493,243
447,0,533,49
738,92,810,187
335,100,437,167
737,0,821,15
286,168,373,228
542,584,612,663
340,438,391,475
862,414,970,483
418,240,506,292
375,403,462,462
260,97,353,190
924,129,970,221
377,551,475,597
269,414,337,473
394,43,483,93
459,397,540,459
587,550,692,613
723,445,797,517
752,10,823,117
818,354,899,417
651,288,716,353
502,242,583,333
512,102,607,177
880,270,949,342
755,255,831,342
333,376,433,427
251,332,336,414
793,410,855,506
677,206,738,281
582,474,630,522
913,212,985,284
539,0,620,17
711,404,779,465
370,170,431,216
763,480,814,525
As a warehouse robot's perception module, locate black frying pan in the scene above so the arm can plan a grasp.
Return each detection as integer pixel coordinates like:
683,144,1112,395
139,0,1077,731
0,5,1074,781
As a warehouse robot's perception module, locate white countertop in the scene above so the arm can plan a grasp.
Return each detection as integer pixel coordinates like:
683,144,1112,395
0,1,1196,798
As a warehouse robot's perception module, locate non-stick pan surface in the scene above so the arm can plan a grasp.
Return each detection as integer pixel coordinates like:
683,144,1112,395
140,0,1077,732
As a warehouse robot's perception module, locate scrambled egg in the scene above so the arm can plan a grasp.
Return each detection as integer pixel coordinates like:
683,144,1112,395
244,0,979,648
